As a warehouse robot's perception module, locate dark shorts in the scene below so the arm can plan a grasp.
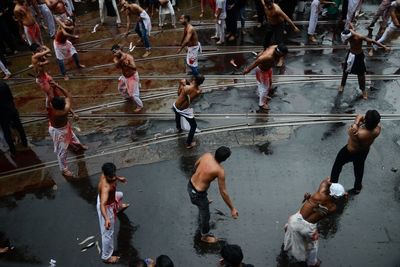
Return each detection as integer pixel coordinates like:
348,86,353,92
344,51,366,75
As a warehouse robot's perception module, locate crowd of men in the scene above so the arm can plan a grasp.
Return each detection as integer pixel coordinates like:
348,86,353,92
0,0,395,265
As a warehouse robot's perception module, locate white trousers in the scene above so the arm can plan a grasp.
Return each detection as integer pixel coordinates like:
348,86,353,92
159,1,176,27
0,60,11,76
345,0,362,29
376,22,400,45
216,19,225,42
38,4,56,37
99,0,121,24
307,0,320,35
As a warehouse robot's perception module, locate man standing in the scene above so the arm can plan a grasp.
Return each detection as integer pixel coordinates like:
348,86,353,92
53,18,85,80
284,178,346,266
330,110,381,194
339,29,388,99
158,0,176,30
14,0,43,45
172,75,204,149
122,1,152,58
307,0,336,43
98,0,121,27
212,0,226,45
48,83,87,177
97,162,129,264
243,44,288,111
111,44,143,112
260,0,299,66
177,15,201,77
188,146,239,243
0,82,28,157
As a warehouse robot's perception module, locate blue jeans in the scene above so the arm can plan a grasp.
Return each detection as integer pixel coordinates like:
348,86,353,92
57,53,81,76
135,20,151,50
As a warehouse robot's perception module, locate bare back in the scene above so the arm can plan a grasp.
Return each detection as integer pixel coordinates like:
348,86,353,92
174,82,201,110
190,153,224,192
258,45,278,70
185,24,198,47
347,125,381,153
127,3,143,16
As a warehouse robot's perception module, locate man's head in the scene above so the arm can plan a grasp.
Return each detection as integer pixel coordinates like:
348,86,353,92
329,183,345,199
65,18,74,27
275,43,288,57
102,162,117,183
220,244,244,267
30,43,41,53
215,146,231,163
266,0,274,9
111,44,123,58
15,0,25,5
155,255,174,267
341,29,352,43
51,96,66,110
364,110,381,130
193,75,205,86
179,14,190,25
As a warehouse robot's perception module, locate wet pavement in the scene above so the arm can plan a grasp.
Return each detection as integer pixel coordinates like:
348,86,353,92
1,1,400,266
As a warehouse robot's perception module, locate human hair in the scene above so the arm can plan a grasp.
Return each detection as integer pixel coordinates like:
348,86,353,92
364,110,380,130
215,146,231,163
155,255,174,267
30,43,40,53
221,244,244,266
183,14,191,22
111,44,121,52
276,43,288,55
102,162,116,178
51,96,66,110
194,75,205,86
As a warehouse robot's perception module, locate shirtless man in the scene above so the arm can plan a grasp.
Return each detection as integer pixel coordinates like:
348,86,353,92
97,162,129,264
243,44,288,111
188,147,238,243
48,82,87,177
111,44,143,112
177,15,201,77
14,0,43,45
330,110,381,194
53,18,85,80
339,29,388,99
121,1,151,58
260,0,299,66
172,75,204,149
45,0,69,22
284,178,346,266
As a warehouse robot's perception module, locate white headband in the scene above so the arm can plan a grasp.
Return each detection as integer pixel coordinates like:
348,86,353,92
330,183,345,198
341,31,352,43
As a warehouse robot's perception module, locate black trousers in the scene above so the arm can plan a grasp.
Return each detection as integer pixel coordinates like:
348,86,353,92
226,6,239,36
263,22,285,49
0,110,27,155
255,0,265,24
187,180,210,235
330,145,369,190
173,108,197,145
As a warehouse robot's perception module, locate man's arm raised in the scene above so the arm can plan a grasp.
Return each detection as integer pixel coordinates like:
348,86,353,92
217,169,238,218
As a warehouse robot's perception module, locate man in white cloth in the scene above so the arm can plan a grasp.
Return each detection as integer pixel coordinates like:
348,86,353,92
284,178,346,267
158,0,176,30
111,44,143,112
344,0,363,29
177,14,202,77
172,75,204,149
339,29,388,99
97,162,129,264
243,43,288,112
98,0,121,27
212,0,226,45
48,83,87,177
122,0,152,58
0,59,11,80
307,0,336,43
53,18,85,80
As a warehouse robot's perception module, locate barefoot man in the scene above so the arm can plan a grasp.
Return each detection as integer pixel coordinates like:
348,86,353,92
172,75,205,149
330,110,381,194
284,178,346,267
48,83,87,177
53,18,85,80
177,14,202,77
260,0,299,66
339,29,388,99
243,44,288,111
14,0,43,45
188,146,239,243
121,1,152,58
97,162,129,264
111,44,143,112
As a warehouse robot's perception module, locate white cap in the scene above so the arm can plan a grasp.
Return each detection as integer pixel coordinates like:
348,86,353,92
330,183,345,198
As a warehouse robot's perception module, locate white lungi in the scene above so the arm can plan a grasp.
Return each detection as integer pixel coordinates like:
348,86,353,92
159,0,176,27
173,103,197,131
38,4,56,37
215,19,225,42
186,42,202,67
140,11,152,35
53,40,77,60
96,191,123,260
255,66,272,106
98,0,121,24
307,0,321,35
48,123,80,171
284,212,319,266
0,60,11,76
118,73,143,108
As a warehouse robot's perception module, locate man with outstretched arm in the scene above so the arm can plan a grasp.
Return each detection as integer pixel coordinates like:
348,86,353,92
330,110,381,194
188,146,239,243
